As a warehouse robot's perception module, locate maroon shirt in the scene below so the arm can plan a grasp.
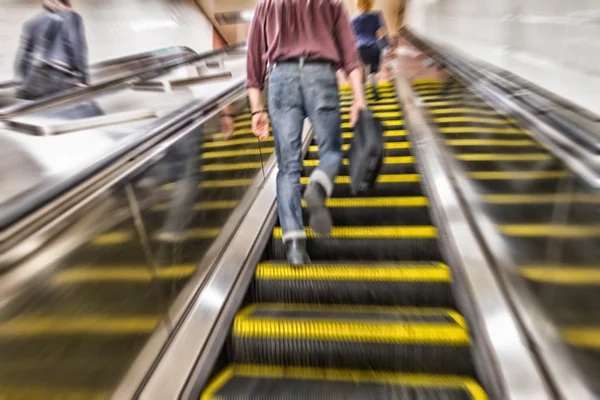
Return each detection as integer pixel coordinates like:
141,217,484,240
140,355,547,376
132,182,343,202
246,0,361,90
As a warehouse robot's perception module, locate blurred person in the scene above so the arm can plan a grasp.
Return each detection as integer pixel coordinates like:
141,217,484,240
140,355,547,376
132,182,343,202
351,0,389,83
15,0,89,100
247,0,365,266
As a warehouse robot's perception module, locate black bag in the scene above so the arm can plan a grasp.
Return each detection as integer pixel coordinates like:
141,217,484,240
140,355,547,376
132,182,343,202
17,15,80,100
348,109,385,195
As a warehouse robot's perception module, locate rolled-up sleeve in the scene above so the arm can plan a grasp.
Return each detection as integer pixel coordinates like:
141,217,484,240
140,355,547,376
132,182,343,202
333,3,361,76
246,4,267,90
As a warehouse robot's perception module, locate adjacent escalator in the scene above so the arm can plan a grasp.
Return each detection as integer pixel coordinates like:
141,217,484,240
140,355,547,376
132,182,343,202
201,82,489,399
0,106,267,399
410,78,600,393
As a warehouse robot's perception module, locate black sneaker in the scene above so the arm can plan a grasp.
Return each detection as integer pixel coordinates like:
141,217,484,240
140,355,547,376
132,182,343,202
303,180,333,234
285,239,311,266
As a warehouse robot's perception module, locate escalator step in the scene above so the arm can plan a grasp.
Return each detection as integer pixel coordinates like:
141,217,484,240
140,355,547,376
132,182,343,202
253,261,454,307
305,142,412,160
298,198,432,226
300,175,424,197
201,365,487,400
303,157,416,176
273,226,436,239
231,304,473,375
269,237,441,262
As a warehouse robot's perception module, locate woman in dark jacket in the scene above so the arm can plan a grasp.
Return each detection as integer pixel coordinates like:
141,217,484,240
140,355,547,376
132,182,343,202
15,0,89,99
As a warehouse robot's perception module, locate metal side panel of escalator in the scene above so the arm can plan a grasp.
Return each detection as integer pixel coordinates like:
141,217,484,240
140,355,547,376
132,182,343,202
198,82,490,399
0,92,273,399
409,77,600,398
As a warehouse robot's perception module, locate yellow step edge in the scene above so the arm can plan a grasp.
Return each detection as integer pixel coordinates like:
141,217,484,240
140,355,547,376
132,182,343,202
238,303,463,319
456,153,552,161
415,89,466,96
273,226,436,239
52,264,196,284
177,228,221,239
300,174,420,185
308,142,411,152
561,327,600,349
255,262,451,282
313,196,429,207
202,162,263,171
521,266,600,285
341,130,407,138
425,101,488,108
233,318,470,344
483,194,600,204
340,98,398,106
430,107,500,116
499,224,600,238
153,200,239,211
237,303,466,329
420,94,481,101
341,120,403,129
201,365,487,400
199,178,254,188
434,116,517,125
0,316,158,337
340,93,396,100
202,157,414,171
439,126,527,134
202,136,272,148
446,139,537,147
201,147,274,159
469,171,569,180
412,79,445,85
342,111,402,119
91,228,220,245
91,231,132,246
341,104,400,112
303,156,414,167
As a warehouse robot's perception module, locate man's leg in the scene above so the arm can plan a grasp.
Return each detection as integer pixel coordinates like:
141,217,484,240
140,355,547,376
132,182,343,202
268,64,309,264
301,63,342,234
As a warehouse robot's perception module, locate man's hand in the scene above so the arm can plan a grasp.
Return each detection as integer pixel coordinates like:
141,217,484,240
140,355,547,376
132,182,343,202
350,99,365,127
252,111,270,141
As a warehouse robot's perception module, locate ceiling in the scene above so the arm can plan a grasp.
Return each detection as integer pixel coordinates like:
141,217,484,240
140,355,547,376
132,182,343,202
195,0,407,46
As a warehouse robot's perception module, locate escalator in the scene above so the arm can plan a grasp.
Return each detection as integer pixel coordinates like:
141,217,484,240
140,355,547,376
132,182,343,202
200,82,489,399
0,46,196,108
0,105,267,399
409,78,600,394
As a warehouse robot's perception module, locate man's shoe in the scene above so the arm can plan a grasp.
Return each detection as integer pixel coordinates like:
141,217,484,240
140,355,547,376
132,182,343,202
303,180,332,234
285,239,311,266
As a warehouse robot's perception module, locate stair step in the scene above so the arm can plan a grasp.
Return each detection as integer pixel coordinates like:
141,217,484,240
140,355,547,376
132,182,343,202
253,262,454,307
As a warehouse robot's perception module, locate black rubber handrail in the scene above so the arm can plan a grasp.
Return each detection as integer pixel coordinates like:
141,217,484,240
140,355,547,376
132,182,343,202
0,42,246,120
401,29,600,154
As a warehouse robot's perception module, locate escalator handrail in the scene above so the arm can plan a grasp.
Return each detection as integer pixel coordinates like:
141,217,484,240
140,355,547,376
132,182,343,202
0,42,246,120
401,29,600,155
0,75,246,231
2,46,199,88
89,46,198,70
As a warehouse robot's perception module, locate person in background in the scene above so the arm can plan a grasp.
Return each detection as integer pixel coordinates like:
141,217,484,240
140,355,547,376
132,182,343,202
247,0,365,266
351,0,388,83
15,0,88,100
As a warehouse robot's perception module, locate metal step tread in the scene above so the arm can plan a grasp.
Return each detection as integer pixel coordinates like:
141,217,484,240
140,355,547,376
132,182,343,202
201,365,488,400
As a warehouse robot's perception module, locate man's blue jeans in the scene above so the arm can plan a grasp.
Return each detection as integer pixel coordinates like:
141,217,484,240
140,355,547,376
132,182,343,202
268,61,342,242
